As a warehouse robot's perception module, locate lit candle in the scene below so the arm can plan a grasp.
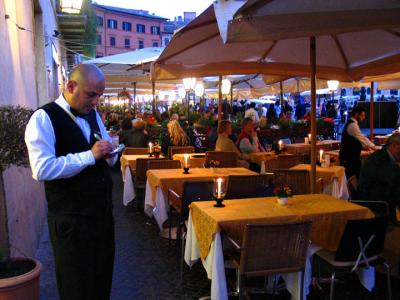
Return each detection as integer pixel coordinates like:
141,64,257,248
148,142,153,153
217,178,222,199
319,149,324,163
183,154,189,168
398,126,400,132
278,140,283,150
308,133,311,143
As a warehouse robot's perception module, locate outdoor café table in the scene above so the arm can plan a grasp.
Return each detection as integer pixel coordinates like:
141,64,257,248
290,164,349,199
173,153,206,168
120,154,163,206
144,168,258,229
185,195,373,300
325,150,373,166
248,151,278,165
285,140,341,155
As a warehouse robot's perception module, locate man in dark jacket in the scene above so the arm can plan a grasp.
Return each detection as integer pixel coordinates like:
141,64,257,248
25,64,116,300
358,133,400,222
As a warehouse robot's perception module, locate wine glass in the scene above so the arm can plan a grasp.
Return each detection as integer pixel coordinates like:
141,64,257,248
265,144,272,152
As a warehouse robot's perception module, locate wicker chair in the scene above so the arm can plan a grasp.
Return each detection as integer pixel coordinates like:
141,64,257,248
273,169,324,194
225,175,266,199
147,159,181,170
226,221,312,300
168,181,214,281
168,146,195,160
277,154,301,169
205,151,238,168
134,158,165,191
317,143,334,152
123,147,149,155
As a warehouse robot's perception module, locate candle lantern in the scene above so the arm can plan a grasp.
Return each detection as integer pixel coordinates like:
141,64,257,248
212,177,227,207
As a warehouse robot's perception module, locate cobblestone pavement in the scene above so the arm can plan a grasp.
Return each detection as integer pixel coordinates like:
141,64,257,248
36,167,399,300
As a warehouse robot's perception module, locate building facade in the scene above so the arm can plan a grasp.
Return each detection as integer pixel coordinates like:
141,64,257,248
94,4,167,57
161,12,196,47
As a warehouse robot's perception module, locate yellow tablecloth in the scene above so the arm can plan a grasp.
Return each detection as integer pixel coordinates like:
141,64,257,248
285,140,341,155
290,164,345,188
173,153,206,168
120,154,164,171
190,194,373,260
146,168,258,210
248,152,277,165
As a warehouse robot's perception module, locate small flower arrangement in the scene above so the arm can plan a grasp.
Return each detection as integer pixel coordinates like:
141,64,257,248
153,144,161,153
274,185,293,198
208,160,220,168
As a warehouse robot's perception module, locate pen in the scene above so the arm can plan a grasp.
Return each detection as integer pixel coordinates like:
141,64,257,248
94,133,102,141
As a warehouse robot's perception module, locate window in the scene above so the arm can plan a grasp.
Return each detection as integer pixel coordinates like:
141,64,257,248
110,37,116,47
97,16,103,27
164,37,170,46
122,22,132,31
97,34,102,45
151,26,160,35
107,19,117,29
136,24,145,33
152,41,158,47
124,38,130,49
138,40,144,49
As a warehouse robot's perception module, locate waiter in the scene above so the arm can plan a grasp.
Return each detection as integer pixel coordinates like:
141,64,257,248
339,105,379,179
25,64,117,300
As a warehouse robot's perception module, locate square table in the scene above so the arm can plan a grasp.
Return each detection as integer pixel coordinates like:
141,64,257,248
185,195,373,300
290,164,349,199
285,140,341,155
325,149,373,166
144,168,258,229
248,152,278,165
120,154,163,206
173,153,206,168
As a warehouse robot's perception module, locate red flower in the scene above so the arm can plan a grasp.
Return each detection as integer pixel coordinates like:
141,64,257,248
323,118,334,124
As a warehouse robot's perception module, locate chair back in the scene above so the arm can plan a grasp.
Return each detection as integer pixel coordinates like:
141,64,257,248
168,146,195,160
181,181,213,219
226,175,266,199
123,147,149,155
240,221,312,277
205,151,238,168
335,217,387,262
273,169,311,195
135,158,162,185
317,143,333,152
147,160,181,170
347,175,358,200
277,154,301,169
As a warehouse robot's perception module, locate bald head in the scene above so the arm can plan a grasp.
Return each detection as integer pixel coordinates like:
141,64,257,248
64,64,105,115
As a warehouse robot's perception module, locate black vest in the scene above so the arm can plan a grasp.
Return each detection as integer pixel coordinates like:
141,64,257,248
339,118,362,163
41,102,113,217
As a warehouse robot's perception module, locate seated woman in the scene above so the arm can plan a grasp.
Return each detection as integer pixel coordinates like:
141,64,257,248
216,120,249,168
119,118,149,147
161,120,189,156
237,117,265,154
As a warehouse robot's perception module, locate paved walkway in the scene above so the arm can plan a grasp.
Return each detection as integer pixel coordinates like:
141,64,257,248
36,167,399,299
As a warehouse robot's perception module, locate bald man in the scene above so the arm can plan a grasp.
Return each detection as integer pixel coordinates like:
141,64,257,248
25,64,117,300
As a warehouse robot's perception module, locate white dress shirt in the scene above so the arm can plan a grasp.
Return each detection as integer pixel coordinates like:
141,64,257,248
346,117,378,150
25,94,117,181
244,108,260,124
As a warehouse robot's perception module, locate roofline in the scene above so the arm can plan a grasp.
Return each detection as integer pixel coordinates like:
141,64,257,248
94,4,169,21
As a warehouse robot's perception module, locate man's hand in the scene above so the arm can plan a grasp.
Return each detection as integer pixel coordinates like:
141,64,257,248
91,141,114,160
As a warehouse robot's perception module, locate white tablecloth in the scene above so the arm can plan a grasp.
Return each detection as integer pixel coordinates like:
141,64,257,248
122,166,136,206
144,182,169,230
324,173,349,200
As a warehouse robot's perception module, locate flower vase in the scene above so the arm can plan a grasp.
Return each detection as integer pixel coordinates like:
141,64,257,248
154,152,160,159
277,197,288,206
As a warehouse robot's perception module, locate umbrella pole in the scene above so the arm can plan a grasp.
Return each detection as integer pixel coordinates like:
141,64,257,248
370,81,374,140
218,76,222,124
310,36,317,194
133,82,137,117
230,84,233,110
152,81,156,115
280,81,284,115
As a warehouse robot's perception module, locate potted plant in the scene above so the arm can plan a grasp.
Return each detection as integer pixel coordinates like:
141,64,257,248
274,185,293,206
0,106,42,299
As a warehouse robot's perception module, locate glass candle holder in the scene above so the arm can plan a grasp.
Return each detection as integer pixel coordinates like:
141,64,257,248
212,177,227,207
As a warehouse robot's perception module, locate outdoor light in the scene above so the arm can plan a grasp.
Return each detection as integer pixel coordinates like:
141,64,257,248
221,78,231,95
182,77,196,91
178,88,186,99
327,80,339,92
194,82,205,97
60,0,83,14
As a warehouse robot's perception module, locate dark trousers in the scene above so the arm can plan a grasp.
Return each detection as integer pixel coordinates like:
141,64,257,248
342,159,361,179
48,212,115,300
